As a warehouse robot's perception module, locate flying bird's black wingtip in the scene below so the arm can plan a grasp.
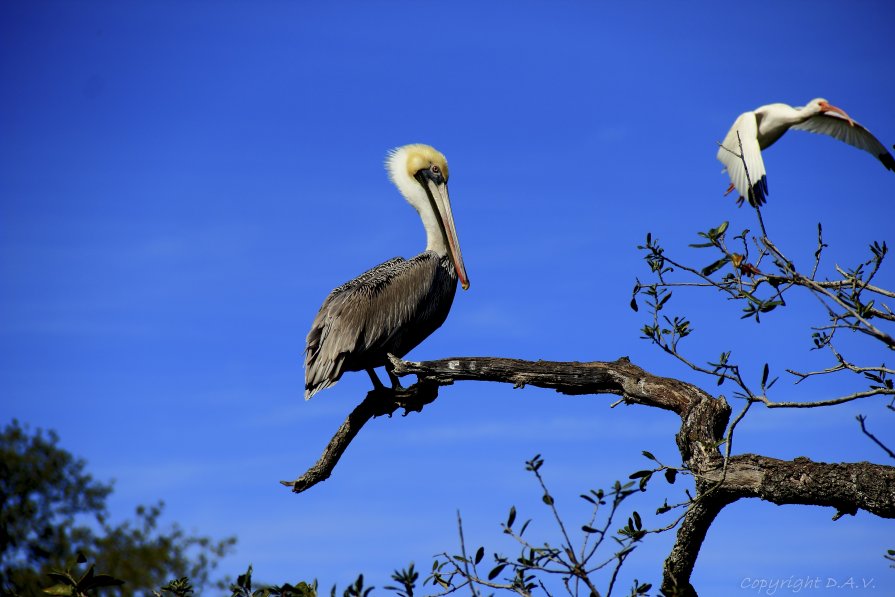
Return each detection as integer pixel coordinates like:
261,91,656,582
880,150,895,172
745,174,769,208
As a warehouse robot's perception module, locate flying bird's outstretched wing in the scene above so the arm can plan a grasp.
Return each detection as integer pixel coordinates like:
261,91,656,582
717,111,769,206
791,112,895,171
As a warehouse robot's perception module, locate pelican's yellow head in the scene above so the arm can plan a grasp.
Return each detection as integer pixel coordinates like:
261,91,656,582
402,144,449,181
385,143,468,290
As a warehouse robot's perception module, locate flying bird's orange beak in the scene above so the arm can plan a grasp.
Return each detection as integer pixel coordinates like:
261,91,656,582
819,101,855,127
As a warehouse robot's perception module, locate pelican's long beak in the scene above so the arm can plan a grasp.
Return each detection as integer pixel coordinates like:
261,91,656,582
819,101,855,127
428,180,470,290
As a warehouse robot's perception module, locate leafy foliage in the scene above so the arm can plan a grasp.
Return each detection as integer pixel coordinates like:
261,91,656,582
427,455,652,597
228,564,318,597
628,169,895,592
383,564,418,597
0,420,236,595
632,218,894,409
41,553,124,597
1,420,413,597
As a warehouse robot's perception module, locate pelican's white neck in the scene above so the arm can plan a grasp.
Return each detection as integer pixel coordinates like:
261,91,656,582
386,146,449,256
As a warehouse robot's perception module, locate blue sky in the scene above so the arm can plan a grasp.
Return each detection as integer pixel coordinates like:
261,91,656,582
2,1,894,593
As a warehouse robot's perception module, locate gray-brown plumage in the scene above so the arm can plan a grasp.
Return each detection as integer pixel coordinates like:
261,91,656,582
304,144,469,399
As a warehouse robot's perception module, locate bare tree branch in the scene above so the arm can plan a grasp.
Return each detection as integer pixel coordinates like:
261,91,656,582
857,415,895,461
391,355,704,414
281,380,439,492
661,493,732,597
753,387,895,409
286,352,895,593
703,454,895,518
808,278,895,299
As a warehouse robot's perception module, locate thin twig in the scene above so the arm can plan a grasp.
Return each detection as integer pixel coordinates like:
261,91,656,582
456,510,480,597
856,415,895,460
754,387,894,409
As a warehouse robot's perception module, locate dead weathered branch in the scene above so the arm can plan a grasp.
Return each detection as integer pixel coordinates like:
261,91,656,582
281,379,439,493
703,454,895,518
287,354,894,593
284,355,706,493
391,355,707,414
661,492,733,597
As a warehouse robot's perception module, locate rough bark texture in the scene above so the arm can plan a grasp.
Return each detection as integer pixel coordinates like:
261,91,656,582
661,492,733,597
708,455,895,518
281,380,439,492
285,355,895,595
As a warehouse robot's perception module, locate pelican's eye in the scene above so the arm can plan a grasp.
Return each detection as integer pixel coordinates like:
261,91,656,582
416,163,445,186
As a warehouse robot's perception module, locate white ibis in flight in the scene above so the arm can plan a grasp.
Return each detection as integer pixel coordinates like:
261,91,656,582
717,98,894,206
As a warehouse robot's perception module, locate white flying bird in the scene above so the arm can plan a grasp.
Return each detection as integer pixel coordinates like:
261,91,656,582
717,98,895,206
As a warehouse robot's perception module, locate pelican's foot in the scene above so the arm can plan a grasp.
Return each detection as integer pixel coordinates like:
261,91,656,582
363,379,439,418
364,384,401,418
385,359,404,391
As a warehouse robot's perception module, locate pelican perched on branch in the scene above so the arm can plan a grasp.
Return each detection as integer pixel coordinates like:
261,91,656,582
717,98,895,207
304,144,469,399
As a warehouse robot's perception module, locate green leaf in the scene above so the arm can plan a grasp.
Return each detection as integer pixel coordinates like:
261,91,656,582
642,450,656,461
688,241,716,248
46,573,73,586
638,474,651,491
701,256,730,276
474,547,484,565
506,506,516,529
582,525,599,534
42,585,73,596
657,291,672,309
487,564,506,581
89,574,125,588
78,564,95,586
542,493,555,506
664,469,677,484
759,300,784,313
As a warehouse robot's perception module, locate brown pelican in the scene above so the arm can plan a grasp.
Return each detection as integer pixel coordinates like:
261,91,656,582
304,144,469,399
717,98,895,207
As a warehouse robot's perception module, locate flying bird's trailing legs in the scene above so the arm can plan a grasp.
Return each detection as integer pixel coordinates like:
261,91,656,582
717,98,894,207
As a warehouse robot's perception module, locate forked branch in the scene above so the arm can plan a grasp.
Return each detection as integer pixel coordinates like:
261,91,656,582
281,379,439,493
285,354,894,595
